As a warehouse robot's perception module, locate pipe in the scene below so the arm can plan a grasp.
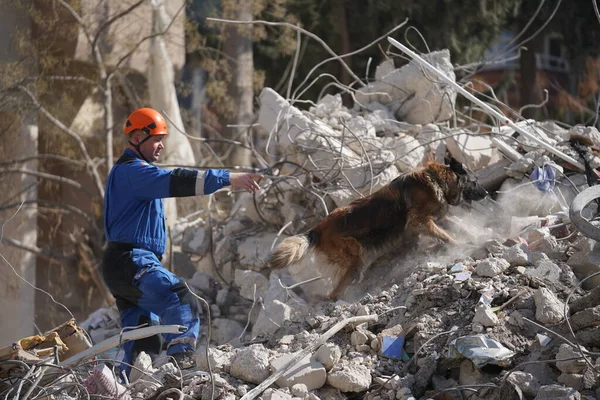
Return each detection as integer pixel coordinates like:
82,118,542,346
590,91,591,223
59,325,186,368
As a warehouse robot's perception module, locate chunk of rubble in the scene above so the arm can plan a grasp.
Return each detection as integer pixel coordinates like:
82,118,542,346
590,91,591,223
473,304,499,327
501,244,530,266
234,269,269,300
445,129,497,170
355,50,457,125
556,344,588,374
474,257,510,277
196,345,235,373
534,288,566,325
507,371,541,397
229,344,271,384
313,343,342,371
567,237,600,289
326,363,372,392
533,384,581,400
271,352,327,390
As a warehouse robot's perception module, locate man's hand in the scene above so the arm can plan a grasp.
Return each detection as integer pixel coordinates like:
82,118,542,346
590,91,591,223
230,172,263,193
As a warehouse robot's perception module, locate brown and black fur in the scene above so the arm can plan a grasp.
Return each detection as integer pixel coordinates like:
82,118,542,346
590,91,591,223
267,157,487,300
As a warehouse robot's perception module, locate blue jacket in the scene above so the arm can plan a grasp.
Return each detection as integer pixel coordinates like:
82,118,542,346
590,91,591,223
103,149,230,256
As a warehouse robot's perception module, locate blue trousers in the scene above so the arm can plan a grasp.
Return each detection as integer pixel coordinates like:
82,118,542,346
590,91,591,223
101,246,199,375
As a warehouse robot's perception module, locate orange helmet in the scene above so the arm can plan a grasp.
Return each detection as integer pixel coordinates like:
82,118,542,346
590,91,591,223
124,108,168,136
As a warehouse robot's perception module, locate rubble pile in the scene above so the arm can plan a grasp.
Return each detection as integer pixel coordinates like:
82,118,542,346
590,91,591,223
3,50,600,400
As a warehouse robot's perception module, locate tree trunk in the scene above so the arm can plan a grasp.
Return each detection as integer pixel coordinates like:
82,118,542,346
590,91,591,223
518,11,544,120
331,0,352,86
223,0,254,168
147,0,197,268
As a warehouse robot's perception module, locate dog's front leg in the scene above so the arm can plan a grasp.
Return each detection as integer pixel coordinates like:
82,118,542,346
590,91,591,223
416,217,458,245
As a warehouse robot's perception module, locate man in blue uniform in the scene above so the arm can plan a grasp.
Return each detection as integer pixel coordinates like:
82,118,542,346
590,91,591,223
102,107,262,374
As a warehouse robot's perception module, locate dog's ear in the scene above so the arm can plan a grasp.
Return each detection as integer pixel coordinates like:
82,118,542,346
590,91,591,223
446,156,467,175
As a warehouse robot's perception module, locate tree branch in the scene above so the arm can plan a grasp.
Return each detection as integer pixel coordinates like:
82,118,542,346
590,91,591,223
16,85,105,197
114,1,186,70
0,200,97,227
90,0,146,55
0,153,87,167
206,17,366,89
0,168,94,194
0,236,74,264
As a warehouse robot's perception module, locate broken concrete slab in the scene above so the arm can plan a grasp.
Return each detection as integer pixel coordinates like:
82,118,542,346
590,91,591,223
474,257,510,277
326,363,372,393
446,130,497,170
534,288,566,325
566,237,600,290
555,344,588,374
507,371,540,397
313,343,342,371
229,344,271,384
355,50,457,125
211,318,245,346
235,269,269,301
271,352,327,391
533,384,581,400
238,233,282,271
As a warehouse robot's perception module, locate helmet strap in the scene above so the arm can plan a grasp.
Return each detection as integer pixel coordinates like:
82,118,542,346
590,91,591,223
128,133,153,163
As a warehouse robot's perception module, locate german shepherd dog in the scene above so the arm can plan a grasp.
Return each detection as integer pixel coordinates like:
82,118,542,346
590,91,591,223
267,157,488,300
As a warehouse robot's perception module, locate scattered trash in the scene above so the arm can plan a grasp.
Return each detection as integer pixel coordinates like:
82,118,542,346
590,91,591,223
448,335,515,368
84,364,132,400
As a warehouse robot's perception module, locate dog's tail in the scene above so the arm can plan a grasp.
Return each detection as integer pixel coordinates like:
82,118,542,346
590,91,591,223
267,233,313,269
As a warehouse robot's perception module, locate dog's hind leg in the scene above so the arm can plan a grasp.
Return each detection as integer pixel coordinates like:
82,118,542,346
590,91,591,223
325,237,363,300
328,268,356,300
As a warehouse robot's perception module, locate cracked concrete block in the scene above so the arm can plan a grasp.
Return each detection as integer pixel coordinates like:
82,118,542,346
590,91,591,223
234,270,269,301
181,226,209,256
262,388,293,400
525,259,562,283
534,288,566,325
556,344,588,374
557,373,585,391
350,331,369,347
355,50,456,125
313,343,341,371
567,238,600,290
196,346,235,373
237,233,280,271
569,305,600,331
533,384,581,400
446,129,496,170
507,371,540,397
326,363,372,393
473,304,499,327
475,257,510,277
501,244,530,267
271,353,327,391
382,134,425,172
230,344,270,384
211,318,245,346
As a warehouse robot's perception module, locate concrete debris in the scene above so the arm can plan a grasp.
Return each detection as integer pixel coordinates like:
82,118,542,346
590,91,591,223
326,363,372,392
534,287,567,325
11,47,600,400
271,352,326,390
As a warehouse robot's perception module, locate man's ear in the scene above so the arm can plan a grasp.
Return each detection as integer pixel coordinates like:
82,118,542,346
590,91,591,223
129,130,141,145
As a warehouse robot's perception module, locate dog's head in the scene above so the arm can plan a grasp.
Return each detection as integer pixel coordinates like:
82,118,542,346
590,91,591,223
446,156,488,204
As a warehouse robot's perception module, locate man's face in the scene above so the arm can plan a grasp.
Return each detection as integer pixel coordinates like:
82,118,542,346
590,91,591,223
138,134,165,162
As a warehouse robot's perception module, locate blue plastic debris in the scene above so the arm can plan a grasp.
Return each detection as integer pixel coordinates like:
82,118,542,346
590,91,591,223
530,164,556,193
380,335,405,359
